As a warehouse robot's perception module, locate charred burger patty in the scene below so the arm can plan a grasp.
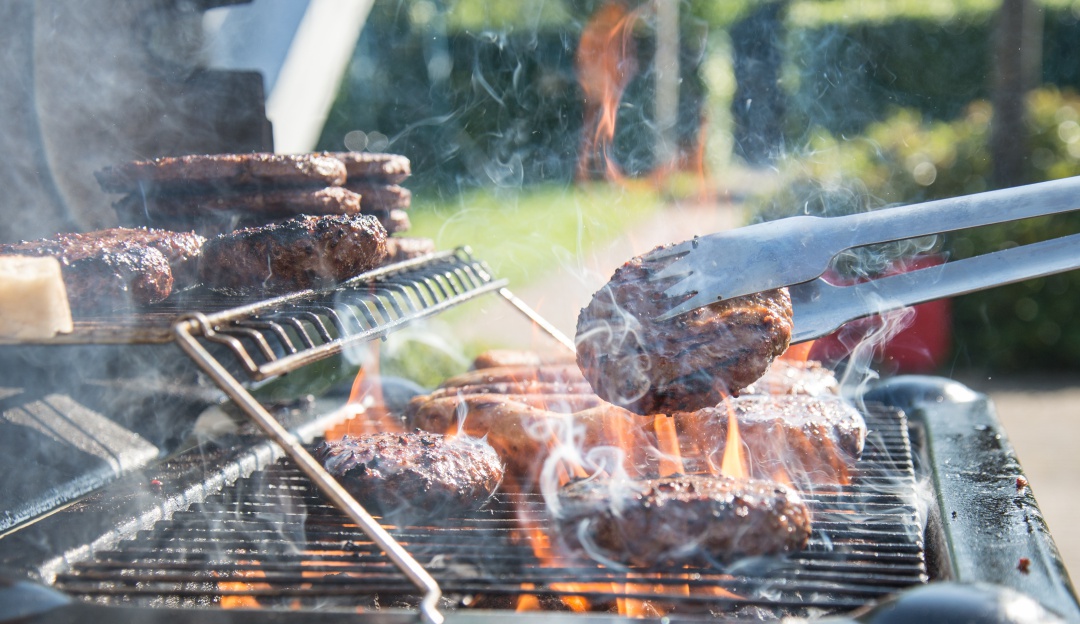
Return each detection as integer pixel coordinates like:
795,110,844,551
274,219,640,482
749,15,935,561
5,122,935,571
0,227,205,310
197,213,387,295
314,431,504,520
575,246,794,415
556,474,811,566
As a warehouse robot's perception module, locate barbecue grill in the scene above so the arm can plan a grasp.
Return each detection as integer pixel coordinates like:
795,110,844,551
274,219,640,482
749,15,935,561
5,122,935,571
3,2,1080,622
0,246,1077,623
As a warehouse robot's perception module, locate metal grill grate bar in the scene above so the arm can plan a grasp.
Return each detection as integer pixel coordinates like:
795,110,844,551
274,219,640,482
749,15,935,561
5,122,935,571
184,249,507,381
54,407,927,617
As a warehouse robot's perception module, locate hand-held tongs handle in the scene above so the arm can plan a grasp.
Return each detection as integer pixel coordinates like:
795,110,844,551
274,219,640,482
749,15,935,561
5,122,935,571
833,176,1080,248
790,232,1080,343
652,176,1080,320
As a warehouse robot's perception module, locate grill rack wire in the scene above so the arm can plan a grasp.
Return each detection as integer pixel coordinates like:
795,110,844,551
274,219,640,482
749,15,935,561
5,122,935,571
52,407,926,617
172,247,575,624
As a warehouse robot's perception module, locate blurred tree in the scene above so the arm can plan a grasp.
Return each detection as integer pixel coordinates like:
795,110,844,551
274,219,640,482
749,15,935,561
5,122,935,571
730,1,788,164
991,0,1043,188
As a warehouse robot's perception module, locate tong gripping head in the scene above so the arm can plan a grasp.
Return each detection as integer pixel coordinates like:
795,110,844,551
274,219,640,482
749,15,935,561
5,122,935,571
646,215,834,321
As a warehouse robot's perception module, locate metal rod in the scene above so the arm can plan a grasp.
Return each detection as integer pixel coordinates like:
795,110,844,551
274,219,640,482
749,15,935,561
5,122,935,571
173,315,444,624
497,287,576,353
253,279,508,379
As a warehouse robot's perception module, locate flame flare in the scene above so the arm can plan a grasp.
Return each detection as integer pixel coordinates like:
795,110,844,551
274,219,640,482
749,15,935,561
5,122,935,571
576,0,640,181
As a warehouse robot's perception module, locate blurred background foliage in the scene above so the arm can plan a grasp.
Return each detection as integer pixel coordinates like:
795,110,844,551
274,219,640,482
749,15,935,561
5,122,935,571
319,0,1080,373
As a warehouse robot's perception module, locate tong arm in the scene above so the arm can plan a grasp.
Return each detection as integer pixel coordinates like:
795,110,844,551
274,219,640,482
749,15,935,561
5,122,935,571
789,232,1080,343
652,176,1080,320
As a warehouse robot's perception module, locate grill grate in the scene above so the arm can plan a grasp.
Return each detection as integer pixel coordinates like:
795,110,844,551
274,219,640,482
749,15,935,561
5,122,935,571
54,407,926,618
184,248,507,381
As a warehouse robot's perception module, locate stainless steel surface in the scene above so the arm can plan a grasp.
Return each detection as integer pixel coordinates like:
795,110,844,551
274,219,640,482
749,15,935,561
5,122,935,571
51,407,926,616
174,316,445,624
648,176,1080,320
497,287,576,352
787,231,1080,343
152,249,572,624
196,249,508,381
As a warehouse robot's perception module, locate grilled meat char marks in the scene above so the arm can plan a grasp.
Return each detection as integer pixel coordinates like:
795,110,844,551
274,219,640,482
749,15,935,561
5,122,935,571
677,395,867,486
198,214,387,295
743,359,840,397
95,153,347,194
0,227,205,310
314,431,503,520
576,246,793,414
116,186,363,220
557,474,811,566
321,151,412,184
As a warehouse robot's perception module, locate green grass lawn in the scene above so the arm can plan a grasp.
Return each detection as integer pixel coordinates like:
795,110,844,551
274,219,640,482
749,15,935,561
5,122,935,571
376,182,665,386
406,182,664,289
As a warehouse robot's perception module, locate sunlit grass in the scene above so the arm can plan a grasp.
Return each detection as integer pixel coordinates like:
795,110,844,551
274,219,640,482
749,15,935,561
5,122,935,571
407,182,664,288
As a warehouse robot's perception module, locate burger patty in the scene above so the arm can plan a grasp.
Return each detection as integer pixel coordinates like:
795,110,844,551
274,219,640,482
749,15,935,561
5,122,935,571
114,186,363,220
575,246,794,414
742,359,840,397
408,399,651,486
321,151,412,183
313,431,504,520
0,227,205,310
383,209,411,234
383,237,436,264
342,183,413,211
95,153,347,194
676,394,867,486
556,474,811,566
197,214,387,295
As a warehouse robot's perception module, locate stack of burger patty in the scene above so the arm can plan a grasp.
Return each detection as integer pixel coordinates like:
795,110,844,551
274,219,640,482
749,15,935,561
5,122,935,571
96,152,416,239
0,152,432,314
94,152,437,296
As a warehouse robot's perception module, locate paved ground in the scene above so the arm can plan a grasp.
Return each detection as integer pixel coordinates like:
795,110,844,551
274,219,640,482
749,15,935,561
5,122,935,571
454,177,1080,582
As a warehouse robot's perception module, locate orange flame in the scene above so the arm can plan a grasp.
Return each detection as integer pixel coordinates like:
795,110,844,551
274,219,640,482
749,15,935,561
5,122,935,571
719,400,748,479
576,1,640,182
522,522,615,612
780,340,816,363
218,561,269,609
653,414,684,476
515,586,542,612
325,343,404,440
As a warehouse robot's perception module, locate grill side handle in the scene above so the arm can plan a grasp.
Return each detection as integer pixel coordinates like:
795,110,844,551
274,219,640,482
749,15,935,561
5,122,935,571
866,376,1080,621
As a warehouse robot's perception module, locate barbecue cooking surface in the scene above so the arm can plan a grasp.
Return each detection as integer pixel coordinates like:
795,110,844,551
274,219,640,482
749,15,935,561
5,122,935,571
52,406,926,617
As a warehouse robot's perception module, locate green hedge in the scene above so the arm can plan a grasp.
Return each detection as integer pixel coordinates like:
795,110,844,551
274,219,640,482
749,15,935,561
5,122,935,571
788,7,1080,137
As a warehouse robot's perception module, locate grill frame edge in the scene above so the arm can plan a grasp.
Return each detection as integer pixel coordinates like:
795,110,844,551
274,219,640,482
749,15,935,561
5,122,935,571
866,375,1080,621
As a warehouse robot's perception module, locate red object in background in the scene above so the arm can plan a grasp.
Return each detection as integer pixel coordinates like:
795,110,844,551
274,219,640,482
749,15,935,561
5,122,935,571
808,254,952,374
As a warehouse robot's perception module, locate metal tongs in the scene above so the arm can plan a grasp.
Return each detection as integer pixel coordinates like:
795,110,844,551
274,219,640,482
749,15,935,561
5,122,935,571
649,176,1080,343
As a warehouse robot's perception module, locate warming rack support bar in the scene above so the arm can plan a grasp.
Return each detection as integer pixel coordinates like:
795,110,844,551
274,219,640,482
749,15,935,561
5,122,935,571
173,316,445,624
496,287,575,352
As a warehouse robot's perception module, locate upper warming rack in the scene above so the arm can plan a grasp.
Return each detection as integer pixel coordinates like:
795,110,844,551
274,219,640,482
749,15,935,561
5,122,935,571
173,247,506,381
